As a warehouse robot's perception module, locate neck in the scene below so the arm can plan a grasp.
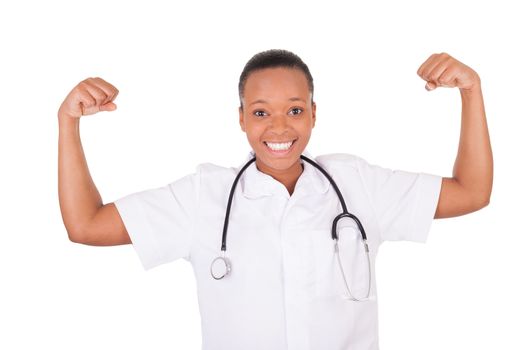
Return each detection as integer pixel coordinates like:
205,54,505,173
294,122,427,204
255,158,304,195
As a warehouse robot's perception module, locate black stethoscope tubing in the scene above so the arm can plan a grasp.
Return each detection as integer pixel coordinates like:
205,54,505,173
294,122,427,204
220,154,368,252
211,153,372,300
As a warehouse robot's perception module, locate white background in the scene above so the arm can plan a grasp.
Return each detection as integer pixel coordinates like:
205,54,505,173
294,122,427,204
1,0,523,349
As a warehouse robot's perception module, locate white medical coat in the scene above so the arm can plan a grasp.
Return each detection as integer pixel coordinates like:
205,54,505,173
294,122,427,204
114,150,442,350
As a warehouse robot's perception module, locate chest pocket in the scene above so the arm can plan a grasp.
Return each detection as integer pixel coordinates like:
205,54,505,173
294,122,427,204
310,223,372,300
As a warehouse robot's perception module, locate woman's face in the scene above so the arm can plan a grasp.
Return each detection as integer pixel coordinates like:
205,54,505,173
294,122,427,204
239,67,316,175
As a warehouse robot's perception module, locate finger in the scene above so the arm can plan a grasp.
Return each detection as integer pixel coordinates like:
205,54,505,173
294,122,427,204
90,77,118,103
78,93,99,115
417,53,440,78
416,54,435,76
73,92,96,117
81,79,109,106
418,53,448,81
436,66,458,87
425,81,437,91
419,55,445,82
99,102,117,112
427,57,453,86
90,77,119,103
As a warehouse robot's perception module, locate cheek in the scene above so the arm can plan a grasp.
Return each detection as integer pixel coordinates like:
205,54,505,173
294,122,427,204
245,122,265,139
245,128,263,145
296,123,313,139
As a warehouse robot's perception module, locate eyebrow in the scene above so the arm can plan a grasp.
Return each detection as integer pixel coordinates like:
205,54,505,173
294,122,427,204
249,97,306,106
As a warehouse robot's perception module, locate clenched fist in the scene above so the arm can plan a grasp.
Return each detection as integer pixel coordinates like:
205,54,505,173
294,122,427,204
417,52,481,92
58,77,119,120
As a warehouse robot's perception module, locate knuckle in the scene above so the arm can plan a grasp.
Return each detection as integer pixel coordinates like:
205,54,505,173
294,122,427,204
76,82,88,92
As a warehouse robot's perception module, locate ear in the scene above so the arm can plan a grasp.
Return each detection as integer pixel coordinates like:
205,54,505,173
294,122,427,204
238,106,246,132
311,101,317,128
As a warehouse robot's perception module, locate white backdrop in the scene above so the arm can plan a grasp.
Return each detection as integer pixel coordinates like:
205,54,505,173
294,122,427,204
1,0,523,349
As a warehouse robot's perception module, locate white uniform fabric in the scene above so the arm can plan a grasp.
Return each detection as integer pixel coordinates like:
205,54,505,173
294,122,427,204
114,150,442,350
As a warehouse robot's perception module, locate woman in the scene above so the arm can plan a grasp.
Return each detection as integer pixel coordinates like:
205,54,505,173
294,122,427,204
58,49,493,349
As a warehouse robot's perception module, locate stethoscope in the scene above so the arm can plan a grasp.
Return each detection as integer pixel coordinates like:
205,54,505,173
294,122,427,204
210,154,372,301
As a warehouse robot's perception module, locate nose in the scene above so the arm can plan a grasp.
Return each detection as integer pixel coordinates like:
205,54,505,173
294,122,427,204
269,114,289,134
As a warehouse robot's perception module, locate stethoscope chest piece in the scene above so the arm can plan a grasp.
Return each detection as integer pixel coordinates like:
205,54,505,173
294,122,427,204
211,255,232,280
209,154,371,302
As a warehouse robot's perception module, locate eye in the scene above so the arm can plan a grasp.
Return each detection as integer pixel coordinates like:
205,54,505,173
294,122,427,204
289,107,303,116
253,110,267,117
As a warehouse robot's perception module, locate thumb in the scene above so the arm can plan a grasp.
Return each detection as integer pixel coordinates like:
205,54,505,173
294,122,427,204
99,102,117,112
425,81,437,91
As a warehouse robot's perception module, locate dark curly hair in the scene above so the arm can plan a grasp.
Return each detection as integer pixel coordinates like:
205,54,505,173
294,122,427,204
238,49,314,109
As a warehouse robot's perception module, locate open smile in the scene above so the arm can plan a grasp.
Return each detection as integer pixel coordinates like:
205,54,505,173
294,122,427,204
263,139,297,154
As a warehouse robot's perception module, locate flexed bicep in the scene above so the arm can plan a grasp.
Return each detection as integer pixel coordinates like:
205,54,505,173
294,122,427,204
73,203,132,246
434,177,489,219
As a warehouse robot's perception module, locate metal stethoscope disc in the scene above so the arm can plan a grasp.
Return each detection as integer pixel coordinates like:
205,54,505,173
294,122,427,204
210,255,231,280
211,154,372,304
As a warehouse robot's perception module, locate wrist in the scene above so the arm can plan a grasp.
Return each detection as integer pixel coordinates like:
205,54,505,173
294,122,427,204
459,79,484,109
460,76,482,96
58,113,80,131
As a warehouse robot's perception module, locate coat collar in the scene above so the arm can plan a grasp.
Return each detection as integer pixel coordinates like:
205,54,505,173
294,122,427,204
239,149,330,199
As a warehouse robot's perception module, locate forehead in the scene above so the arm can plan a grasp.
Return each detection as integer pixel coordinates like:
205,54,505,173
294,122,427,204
244,67,310,101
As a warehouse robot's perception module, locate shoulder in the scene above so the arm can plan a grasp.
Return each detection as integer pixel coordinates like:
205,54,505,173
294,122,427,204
314,152,370,172
194,161,238,188
312,153,397,189
196,162,237,177
164,162,236,194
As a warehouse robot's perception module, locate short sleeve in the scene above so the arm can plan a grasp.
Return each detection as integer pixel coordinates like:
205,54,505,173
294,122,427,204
113,170,200,270
356,157,442,243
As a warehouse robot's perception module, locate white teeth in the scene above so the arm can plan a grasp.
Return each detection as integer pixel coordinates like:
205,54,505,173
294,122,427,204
265,141,293,151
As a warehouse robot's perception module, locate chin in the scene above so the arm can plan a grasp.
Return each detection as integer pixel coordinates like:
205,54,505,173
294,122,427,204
255,149,303,171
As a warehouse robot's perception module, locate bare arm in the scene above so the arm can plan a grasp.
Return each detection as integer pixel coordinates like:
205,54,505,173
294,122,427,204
417,53,493,219
434,85,493,218
58,77,131,245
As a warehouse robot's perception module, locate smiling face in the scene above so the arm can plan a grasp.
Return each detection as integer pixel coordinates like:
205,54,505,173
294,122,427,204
239,67,316,178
